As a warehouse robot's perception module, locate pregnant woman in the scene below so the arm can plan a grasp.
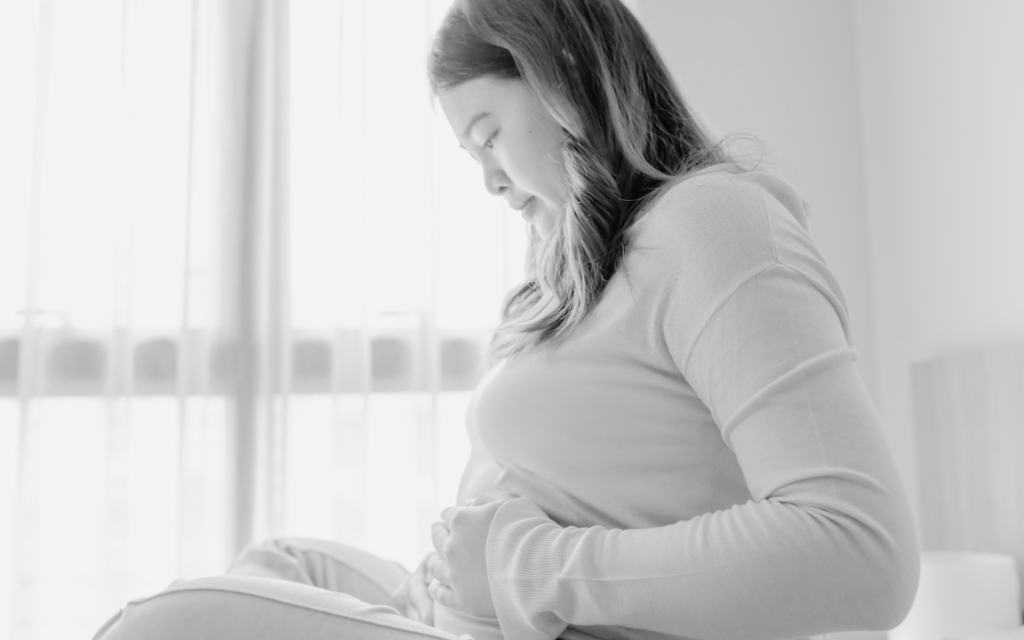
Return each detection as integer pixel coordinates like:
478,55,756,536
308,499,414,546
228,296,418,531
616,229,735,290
93,0,920,639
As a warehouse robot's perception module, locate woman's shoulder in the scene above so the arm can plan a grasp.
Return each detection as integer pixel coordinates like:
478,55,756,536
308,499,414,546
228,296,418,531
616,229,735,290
634,163,811,242
624,162,835,307
627,165,784,285
622,163,849,343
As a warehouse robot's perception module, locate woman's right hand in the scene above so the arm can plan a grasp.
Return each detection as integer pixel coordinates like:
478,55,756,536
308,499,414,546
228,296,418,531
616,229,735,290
390,552,436,625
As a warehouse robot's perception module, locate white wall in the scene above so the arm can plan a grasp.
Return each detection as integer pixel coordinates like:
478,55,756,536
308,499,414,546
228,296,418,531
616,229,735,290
853,0,1024,549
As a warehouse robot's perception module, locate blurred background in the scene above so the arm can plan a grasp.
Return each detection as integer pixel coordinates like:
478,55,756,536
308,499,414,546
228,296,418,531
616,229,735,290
0,1,1021,639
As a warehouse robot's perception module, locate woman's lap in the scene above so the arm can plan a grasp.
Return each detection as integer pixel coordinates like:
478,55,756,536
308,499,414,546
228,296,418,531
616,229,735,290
91,538,471,640
225,536,411,605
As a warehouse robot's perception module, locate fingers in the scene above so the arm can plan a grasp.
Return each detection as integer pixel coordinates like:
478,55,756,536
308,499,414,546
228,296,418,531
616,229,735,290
425,550,452,586
428,578,460,610
392,554,436,625
437,494,517,532
433,496,517,558
440,506,455,528
408,571,434,625
417,553,433,572
430,520,449,556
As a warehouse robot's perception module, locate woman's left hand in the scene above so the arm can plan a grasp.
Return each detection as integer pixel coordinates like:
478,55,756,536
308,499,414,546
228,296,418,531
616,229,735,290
427,491,520,618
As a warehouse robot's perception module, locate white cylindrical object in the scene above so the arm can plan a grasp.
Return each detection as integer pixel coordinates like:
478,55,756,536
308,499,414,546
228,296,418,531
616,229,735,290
966,625,1024,640
889,552,1021,640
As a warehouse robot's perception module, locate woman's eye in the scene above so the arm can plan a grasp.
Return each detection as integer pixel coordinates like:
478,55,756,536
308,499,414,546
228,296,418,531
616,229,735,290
482,132,497,150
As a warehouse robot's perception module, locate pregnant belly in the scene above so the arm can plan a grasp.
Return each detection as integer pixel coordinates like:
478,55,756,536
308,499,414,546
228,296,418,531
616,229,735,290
433,602,504,640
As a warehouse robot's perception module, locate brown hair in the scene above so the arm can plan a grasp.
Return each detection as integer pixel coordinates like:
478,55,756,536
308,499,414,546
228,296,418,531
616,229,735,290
429,0,742,359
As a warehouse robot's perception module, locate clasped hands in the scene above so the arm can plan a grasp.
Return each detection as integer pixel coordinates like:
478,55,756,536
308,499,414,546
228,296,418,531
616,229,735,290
391,491,519,625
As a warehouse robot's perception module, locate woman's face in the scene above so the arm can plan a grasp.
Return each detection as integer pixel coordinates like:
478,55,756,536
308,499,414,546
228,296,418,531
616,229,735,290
437,76,569,241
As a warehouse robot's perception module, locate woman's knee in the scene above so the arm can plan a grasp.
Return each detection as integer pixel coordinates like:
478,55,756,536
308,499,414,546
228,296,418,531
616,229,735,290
227,537,408,604
227,537,318,584
92,577,282,640
92,576,454,640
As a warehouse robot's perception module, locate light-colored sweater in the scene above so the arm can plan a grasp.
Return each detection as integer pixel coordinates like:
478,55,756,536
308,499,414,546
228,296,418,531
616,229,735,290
434,166,920,640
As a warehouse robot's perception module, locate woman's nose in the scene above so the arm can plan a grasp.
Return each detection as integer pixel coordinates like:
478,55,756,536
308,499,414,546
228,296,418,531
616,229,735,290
482,160,511,197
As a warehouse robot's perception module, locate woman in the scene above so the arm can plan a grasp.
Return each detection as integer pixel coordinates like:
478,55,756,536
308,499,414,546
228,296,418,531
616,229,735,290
93,1,920,639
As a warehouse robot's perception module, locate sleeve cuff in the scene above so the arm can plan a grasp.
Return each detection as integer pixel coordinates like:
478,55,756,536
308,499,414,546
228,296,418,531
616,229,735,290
485,497,571,640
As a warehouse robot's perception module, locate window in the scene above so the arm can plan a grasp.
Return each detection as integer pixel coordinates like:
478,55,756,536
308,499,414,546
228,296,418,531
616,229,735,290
0,1,527,637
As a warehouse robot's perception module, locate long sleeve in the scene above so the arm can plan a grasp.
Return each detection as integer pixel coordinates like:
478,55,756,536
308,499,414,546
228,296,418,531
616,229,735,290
482,171,921,640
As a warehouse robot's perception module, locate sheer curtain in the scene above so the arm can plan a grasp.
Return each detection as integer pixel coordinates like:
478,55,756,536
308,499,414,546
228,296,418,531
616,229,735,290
0,1,525,638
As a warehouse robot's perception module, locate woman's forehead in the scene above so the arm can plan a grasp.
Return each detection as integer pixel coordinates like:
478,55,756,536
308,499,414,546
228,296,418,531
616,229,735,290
439,77,526,113
438,77,532,137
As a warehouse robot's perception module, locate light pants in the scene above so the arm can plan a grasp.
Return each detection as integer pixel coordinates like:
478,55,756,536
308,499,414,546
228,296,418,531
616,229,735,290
91,537,474,640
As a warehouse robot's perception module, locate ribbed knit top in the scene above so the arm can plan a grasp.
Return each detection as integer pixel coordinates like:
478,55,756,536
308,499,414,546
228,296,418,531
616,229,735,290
433,166,920,640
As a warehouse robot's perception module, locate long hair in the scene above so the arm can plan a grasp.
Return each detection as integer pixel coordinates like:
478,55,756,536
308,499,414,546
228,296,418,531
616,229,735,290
429,0,743,360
